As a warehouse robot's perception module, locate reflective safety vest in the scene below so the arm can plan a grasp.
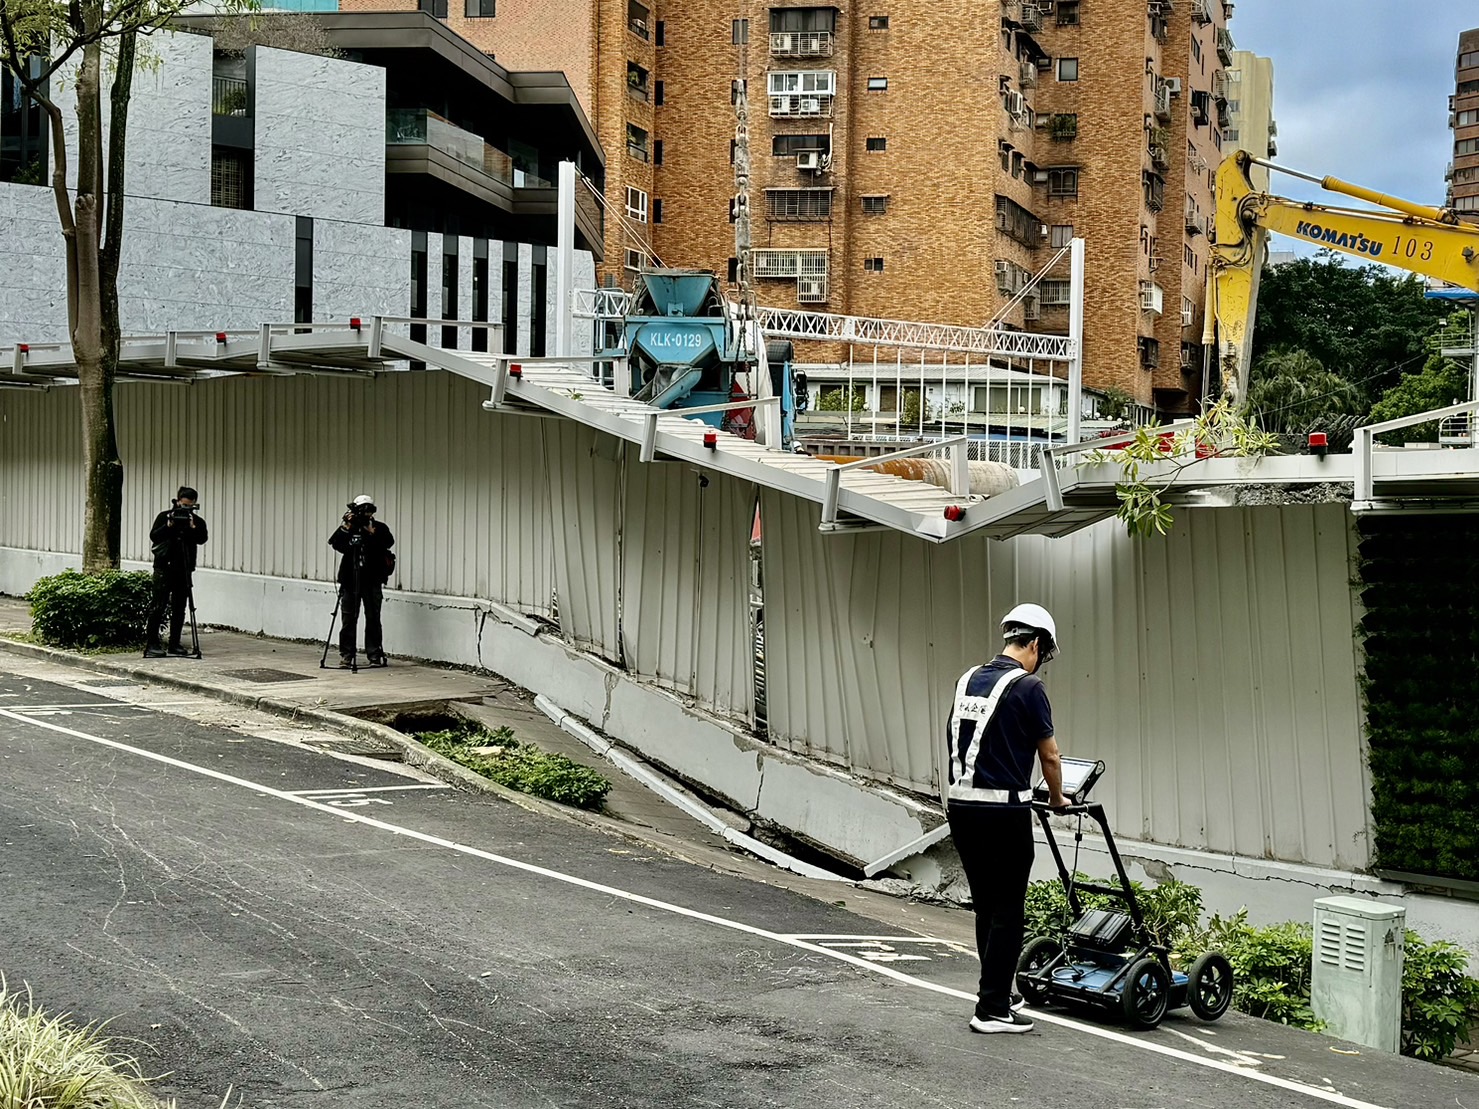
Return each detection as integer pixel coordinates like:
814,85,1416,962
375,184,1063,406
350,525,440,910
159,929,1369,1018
947,665,1031,805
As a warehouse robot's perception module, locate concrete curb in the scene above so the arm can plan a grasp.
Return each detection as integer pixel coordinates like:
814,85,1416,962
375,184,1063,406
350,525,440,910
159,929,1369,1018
0,635,678,847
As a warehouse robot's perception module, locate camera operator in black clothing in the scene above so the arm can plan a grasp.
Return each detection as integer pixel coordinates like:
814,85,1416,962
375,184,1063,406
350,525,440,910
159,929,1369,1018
329,494,395,667
144,486,208,658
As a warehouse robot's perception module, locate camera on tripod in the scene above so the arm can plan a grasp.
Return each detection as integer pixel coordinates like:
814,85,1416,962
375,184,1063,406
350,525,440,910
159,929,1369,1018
170,502,199,522
343,500,376,533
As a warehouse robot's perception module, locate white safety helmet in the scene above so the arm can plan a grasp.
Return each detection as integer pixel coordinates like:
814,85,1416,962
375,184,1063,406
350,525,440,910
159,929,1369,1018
352,494,376,508
1002,602,1058,660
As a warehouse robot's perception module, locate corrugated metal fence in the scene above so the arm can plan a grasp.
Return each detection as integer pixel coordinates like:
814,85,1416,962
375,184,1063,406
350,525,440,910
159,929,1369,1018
1,376,1366,869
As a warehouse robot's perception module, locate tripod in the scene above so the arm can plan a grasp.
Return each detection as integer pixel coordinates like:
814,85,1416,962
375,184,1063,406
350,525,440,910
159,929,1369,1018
319,532,388,672
185,583,202,659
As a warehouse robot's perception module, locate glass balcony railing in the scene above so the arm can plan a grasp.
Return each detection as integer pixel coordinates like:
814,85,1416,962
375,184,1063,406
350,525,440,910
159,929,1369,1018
386,109,512,185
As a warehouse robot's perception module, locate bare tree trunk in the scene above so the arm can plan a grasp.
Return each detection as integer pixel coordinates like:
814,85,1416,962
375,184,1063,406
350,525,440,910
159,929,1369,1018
72,36,121,573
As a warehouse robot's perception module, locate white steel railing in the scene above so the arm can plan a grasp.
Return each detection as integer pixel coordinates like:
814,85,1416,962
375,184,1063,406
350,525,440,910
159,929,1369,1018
770,30,833,56
1354,400,1479,507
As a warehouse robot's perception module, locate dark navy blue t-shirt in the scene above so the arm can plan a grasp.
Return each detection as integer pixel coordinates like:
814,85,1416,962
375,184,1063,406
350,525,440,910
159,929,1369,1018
947,656,1055,804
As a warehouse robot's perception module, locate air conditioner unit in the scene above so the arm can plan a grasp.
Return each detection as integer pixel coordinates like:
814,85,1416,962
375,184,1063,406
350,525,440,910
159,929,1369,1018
1024,294,1041,321
796,150,822,171
1040,223,1050,239
995,259,1013,290
996,209,1010,230
1180,343,1194,367
1033,169,1050,183
1005,91,1026,115
1139,281,1164,314
1164,77,1182,95
800,97,822,113
1035,113,1051,129
774,32,793,51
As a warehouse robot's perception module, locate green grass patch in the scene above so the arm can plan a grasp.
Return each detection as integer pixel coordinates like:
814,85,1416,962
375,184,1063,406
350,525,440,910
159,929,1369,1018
0,981,176,1107
416,723,611,810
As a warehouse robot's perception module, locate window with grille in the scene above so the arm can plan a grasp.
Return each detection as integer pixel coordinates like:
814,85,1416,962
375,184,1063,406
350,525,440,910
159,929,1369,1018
996,194,1046,248
210,148,250,209
625,247,645,271
1050,224,1074,247
1056,0,1079,23
1048,167,1079,197
752,248,827,278
861,195,889,215
1042,279,1071,305
765,188,833,220
866,136,887,152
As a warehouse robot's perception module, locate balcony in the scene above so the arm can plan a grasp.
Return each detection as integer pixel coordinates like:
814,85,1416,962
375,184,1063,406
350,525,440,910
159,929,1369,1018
770,94,834,118
1020,60,1037,89
1212,69,1228,103
1150,132,1171,171
1185,203,1204,235
1191,0,1213,24
1191,90,1211,126
388,109,512,182
770,31,833,57
1216,27,1235,65
212,75,249,117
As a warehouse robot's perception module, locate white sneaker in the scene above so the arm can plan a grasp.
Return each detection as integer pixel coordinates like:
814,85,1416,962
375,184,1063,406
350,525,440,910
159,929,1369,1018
969,1012,1035,1034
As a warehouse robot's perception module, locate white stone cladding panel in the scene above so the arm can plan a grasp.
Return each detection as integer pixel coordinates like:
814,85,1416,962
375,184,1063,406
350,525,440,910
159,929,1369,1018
52,30,213,205
252,47,385,223
114,200,294,331
516,243,532,356
458,237,475,349
313,221,411,321
0,184,293,343
0,185,71,344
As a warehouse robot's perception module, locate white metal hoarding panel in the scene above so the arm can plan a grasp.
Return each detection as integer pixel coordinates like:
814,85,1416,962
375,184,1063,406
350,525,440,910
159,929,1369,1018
544,420,622,661
7,374,556,615
0,387,81,554
760,497,1366,869
622,464,755,719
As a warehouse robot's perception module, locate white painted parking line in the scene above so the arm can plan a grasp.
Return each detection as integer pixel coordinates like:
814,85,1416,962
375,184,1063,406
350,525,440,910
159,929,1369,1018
291,785,450,796
0,707,1391,1109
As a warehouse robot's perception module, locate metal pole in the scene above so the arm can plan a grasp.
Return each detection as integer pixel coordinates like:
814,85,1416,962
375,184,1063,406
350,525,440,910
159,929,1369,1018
870,345,879,437
554,161,577,359
1068,236,1085,444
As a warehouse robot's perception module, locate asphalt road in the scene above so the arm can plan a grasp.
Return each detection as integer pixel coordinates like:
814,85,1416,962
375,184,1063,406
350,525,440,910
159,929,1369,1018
1,663,1475,1109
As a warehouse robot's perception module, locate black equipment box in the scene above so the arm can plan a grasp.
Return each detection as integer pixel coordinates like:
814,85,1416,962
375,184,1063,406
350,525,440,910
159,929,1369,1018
1067,909,1135,953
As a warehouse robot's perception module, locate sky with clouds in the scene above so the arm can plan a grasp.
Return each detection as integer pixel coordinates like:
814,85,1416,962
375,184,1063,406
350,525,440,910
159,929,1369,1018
1228,1,1467,212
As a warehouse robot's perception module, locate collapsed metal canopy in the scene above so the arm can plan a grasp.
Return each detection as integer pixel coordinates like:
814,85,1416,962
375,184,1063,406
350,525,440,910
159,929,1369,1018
6,320,1479,539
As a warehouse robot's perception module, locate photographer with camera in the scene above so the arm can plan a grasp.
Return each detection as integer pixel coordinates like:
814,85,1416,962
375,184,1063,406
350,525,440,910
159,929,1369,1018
328,494,395,668
144,486,209,658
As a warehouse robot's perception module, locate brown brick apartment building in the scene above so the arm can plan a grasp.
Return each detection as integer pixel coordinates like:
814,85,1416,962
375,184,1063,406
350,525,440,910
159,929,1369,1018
335,0,1238,413
1451,27,1479,220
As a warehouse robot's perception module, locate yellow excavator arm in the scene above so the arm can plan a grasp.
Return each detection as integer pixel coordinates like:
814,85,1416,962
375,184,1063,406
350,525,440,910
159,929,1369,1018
1205,150,1479,403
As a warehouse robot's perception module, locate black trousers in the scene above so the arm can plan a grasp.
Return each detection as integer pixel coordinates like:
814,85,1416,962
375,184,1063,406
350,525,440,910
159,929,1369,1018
147,568,191,648
948,803,1035,1019
339,578,384,658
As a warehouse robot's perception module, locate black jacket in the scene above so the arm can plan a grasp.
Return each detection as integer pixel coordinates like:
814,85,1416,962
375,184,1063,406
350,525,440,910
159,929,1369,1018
329,519,395,586
149,510,208,573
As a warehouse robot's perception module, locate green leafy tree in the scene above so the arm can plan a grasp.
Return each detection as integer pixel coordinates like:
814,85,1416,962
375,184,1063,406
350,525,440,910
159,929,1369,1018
1096,385,1134,423
0,0,253,571
817,385,865,413
1246,349,1361,430
1367,352,1470,444
1252,252,1448,406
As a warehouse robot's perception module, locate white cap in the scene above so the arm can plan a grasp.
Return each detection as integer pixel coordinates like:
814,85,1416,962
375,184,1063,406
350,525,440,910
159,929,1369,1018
353,494,375,506
1002,603,1057,650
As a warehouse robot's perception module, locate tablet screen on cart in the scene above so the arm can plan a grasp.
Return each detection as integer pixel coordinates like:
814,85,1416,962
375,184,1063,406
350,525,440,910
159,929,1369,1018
1033,757,1105,804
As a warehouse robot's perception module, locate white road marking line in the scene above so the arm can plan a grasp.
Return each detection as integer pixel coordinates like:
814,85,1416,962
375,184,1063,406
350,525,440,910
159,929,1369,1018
291,785,450,796
11,701,208,711
0,707,1391,1109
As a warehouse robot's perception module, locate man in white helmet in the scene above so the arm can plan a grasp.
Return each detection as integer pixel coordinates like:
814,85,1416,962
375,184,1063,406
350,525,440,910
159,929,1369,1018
329,494,396,667
946,602,1066,1034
